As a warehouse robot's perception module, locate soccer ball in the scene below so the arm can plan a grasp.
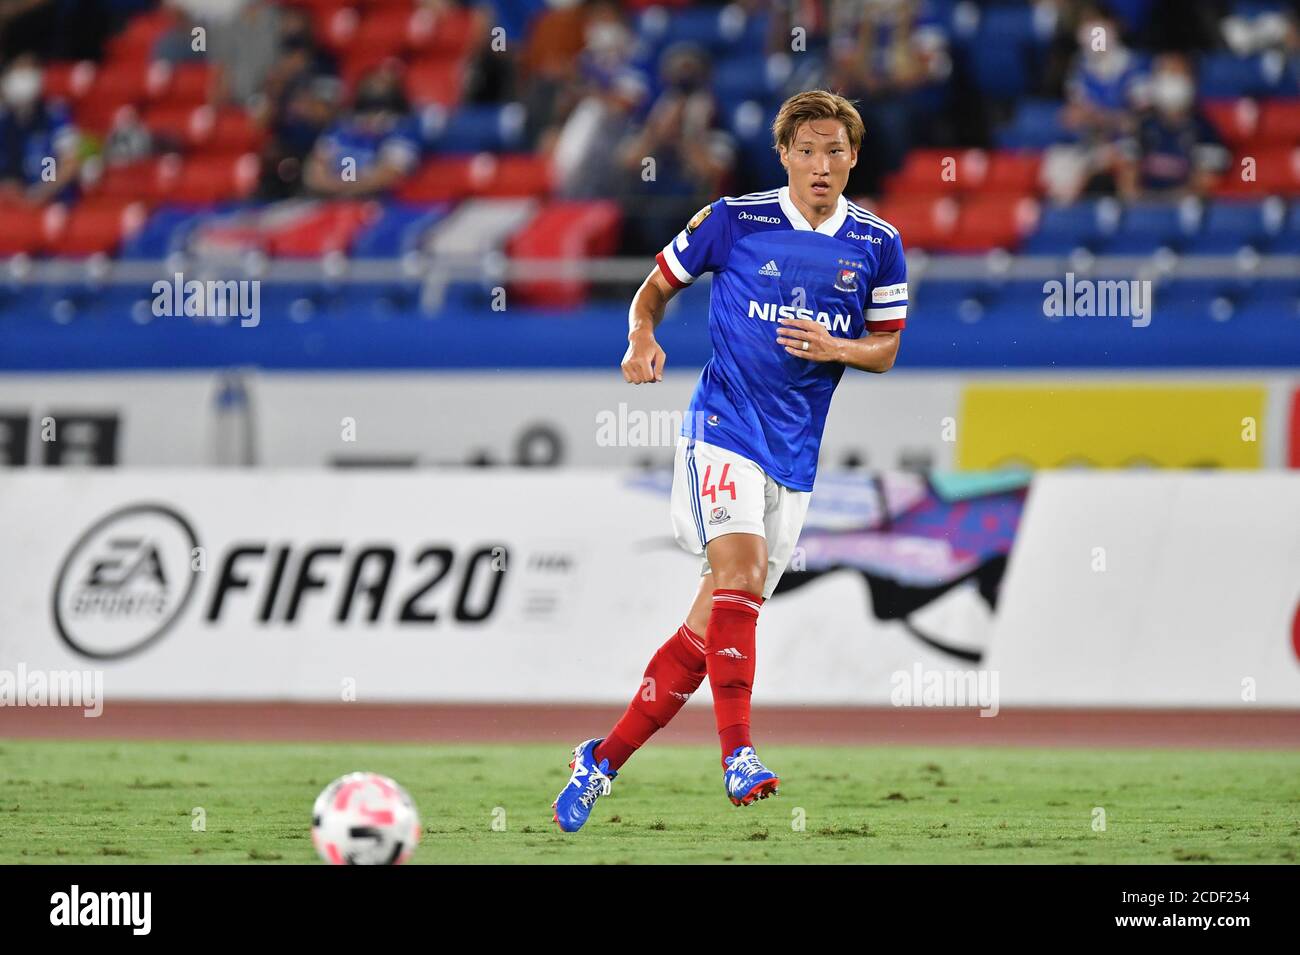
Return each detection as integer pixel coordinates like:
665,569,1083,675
311,772,421,865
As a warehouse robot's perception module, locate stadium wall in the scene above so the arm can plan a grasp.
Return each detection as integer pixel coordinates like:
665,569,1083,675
1,370,1297,469
0,470,1295,708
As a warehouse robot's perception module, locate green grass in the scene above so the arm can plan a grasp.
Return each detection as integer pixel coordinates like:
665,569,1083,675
0,740,1296,864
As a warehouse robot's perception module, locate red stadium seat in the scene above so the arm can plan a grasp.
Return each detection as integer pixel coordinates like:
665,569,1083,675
1213,147,1300,196
151,62,213,108
266,201,377,256
1201,98,1258,149
404,55,463,107
41,61,95,102
86,156,178,202
882,148,962,197
52,198,148,256
163,154,260,205
104,10,177,64
396,156,480,201
352,8,418,55
945,195,1038,252
507,201,622,307
0,201,61,255
476,155,552,198
205,108,266,155
1256,100,1300,147
141,103,204,147
984,151,1043,196
872,195,958,251
426,6,477,57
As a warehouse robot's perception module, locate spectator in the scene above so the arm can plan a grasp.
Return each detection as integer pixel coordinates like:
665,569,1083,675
617,43,734,254
0,53,81,205
518,0,590,147
303,64,420,198
549,3,647,199
257,6,342,199
1044,4,1149,201
1117,53,1228,199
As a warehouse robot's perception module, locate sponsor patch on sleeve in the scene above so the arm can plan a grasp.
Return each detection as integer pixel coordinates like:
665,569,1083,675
871,283,908,304
685,204,712,235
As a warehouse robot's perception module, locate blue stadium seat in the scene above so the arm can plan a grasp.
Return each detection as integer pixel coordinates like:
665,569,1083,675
1105,201,1190,254
1183,200,1280,254
427,105,525,154
350,204,450,257
1021,200,1118,254
1198,52,1300,98
995,99,1073,148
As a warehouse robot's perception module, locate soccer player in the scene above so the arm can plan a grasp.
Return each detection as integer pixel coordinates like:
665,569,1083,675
553,90,907,831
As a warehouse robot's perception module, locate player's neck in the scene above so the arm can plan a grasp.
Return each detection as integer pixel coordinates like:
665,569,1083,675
787,187,837,231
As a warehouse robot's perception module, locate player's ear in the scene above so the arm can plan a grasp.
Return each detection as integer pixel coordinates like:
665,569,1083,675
849,147,858,169
777,143,788,171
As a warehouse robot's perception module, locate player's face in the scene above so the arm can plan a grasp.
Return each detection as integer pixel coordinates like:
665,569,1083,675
780,120,857,208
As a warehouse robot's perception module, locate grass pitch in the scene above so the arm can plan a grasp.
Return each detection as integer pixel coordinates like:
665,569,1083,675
0,740,1296,864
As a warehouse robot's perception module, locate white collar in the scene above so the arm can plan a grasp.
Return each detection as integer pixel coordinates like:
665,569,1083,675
779,186,847,236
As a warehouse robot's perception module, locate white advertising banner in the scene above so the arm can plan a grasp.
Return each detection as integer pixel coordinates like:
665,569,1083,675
990,473,1300,707
0,471,977,705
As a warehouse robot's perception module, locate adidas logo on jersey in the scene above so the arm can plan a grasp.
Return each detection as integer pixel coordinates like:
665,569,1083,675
758,260,781,277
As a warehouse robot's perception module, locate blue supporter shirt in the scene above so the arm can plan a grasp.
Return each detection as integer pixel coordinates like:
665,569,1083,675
656,186,907,492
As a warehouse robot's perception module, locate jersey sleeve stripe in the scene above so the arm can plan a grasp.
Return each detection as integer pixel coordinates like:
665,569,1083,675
866,305,907,322
656,246,693,288
867,318,906,331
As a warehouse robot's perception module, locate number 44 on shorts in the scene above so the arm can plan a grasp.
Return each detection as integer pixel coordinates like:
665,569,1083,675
700,464,736,503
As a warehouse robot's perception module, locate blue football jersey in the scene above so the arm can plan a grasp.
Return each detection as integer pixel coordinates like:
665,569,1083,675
656,186,907,492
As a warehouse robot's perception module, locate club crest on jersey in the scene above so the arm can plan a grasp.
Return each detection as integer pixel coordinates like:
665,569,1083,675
834,268,859,292
685,205,712,236
707,414,719,426
709,506,730,525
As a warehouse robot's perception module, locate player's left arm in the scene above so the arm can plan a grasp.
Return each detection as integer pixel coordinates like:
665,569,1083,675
775,323,900,372
776,229,906,373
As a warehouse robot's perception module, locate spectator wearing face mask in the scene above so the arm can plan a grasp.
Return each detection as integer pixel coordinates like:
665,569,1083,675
1043,4,1150,201
303,65,421,198
0,53,81,206
1117,53,1227,199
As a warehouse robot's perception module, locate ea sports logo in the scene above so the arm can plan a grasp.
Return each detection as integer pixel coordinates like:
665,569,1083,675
52,503,200,660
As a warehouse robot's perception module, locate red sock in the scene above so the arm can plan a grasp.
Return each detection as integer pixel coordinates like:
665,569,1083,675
594,623,707,771
705,588,762,759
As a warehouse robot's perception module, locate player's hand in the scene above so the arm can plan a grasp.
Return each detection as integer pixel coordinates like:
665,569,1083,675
621,333,666,383
777,318,842,363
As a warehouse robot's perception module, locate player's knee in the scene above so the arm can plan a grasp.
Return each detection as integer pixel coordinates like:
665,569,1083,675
713,564,766,597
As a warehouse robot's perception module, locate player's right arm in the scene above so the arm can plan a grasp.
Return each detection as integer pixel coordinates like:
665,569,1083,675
622,268,678,384
621,199,731,384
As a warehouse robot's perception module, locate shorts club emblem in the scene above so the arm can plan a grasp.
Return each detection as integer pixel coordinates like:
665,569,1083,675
706,414,719,426
709,506,730,524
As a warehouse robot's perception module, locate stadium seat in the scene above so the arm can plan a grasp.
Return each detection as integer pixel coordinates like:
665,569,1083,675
507,201,622,307
1182,199,1283,254
164,154,260,205
104,9,177,64
350,203,451,256
150,63,213,108
874,196,958,251
1106,201,1194,253
405,55,464,108
1201,98,1259,149
266,201,377,257
397,156,482,202
945,195,1037,252
1199,52,1300,98
52,198,149,256
41,61,95,101
1214,147,1300,197
0,202,61,255
429,105,526,154
1020,199,1121,254
1256,100,1300,147
996,99,1073,149
425,198,539,258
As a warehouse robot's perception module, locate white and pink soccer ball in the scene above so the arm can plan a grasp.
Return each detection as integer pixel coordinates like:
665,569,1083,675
311,772,421,865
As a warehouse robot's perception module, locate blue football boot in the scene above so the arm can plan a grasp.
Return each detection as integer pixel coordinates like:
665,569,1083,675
552,737,617,832
723,745,780,806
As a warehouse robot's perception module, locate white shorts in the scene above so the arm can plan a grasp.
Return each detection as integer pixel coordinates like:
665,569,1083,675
670,436,812,600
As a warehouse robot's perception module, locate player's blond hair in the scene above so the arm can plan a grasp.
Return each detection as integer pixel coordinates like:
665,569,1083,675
771,90,865,154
